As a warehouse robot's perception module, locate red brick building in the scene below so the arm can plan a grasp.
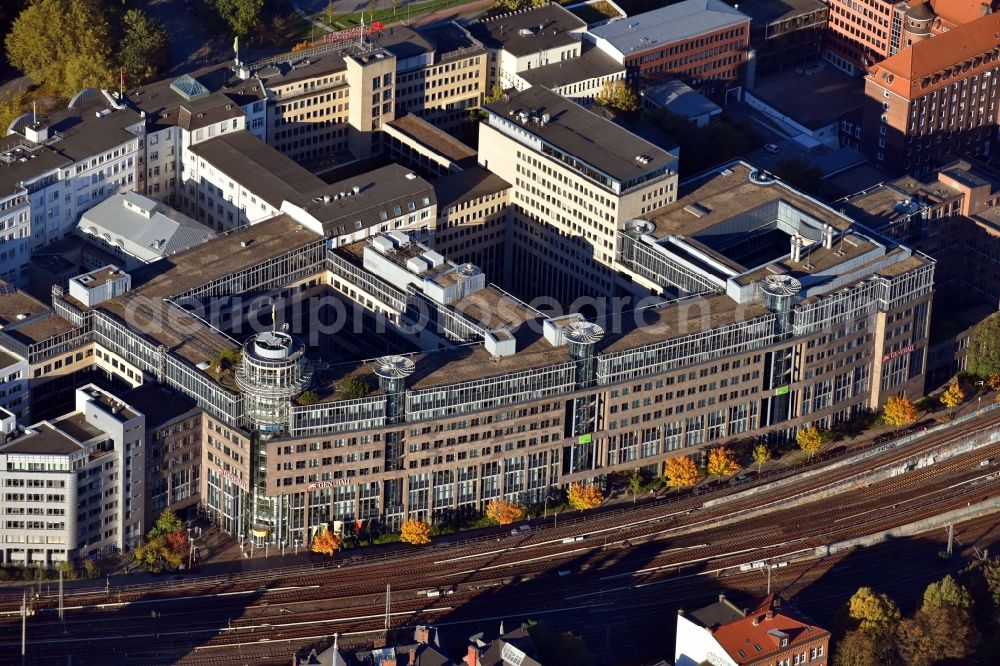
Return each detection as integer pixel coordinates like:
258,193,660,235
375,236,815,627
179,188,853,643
862,10,1000,176
675,594,830,666
825,0,997,75
587,0,750,99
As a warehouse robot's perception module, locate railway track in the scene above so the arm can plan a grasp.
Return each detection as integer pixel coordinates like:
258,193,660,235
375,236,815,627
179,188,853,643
1,414,998,664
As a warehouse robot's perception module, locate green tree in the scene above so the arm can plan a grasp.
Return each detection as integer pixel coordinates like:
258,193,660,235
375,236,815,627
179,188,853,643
967,312,1000,377
849,587,901,634
56,559,76,580
338,375,371,400
796,425,824,460
213,0,264,37
6,0,116,94
752,443,772,473
119,9,168,82
0,88,28,136
81,559,98,579
485,83,505,104
296,390,320,405
775,157,822,195
596,79,639,113
627,472,643,503
133,509,188,574
922,574,972,611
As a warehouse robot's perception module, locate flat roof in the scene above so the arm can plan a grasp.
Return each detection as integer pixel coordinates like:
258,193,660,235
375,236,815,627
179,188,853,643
484,86,675,183
421,22,485,60
5,314,80,346
0,348,20,369
55,412,108,441
469,5,586,57
123,384,199,427
0,285,49,327
126,214,321,298
748,66,864,130
72,266,126,290
98,293,236,367
647,162,852,238
433,166,511,211
295,163,436,236
0,135,70,197
589,0,748,55
256,52,348,89
40,96,143,163
643,79,721,118
1,423,80,455
384,114,477,165
733,0,826,26
518,46,624,89
188,131,325,209
734,232,880,286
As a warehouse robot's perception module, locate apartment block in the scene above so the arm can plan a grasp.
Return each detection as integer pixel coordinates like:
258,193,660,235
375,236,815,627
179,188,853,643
862,11,1000,175
469,5,587,90
0,384,145,566
0,94,144,286
586,0,750,98
477,86,679,302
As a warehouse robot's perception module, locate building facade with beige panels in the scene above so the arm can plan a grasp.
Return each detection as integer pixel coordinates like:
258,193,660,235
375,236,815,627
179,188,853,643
478,86,679,303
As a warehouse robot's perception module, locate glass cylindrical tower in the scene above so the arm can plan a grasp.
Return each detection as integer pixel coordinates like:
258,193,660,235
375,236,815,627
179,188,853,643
759,274,802,337
236,331,312,432
236,331,312,545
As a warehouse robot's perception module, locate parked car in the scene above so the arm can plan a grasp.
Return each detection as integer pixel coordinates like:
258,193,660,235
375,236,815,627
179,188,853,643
510,524,532,536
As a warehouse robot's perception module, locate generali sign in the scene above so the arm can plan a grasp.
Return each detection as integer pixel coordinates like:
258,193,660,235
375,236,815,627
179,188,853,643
883,343,914,363
307,478,352,490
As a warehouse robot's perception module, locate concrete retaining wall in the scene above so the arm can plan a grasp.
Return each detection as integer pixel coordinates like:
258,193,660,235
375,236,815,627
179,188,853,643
705,403,1000,509
815,496,1000,557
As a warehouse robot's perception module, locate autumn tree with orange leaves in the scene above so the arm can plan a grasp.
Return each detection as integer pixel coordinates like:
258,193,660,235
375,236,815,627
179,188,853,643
706,446,739,480
939,380,965,413
310,527,342,556
665,455,700,489
485,499,525,525
400,519,431,545
567,483,604,510
882,394,918,431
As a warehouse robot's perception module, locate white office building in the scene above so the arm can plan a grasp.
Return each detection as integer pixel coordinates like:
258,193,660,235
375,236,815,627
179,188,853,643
0,385,145,566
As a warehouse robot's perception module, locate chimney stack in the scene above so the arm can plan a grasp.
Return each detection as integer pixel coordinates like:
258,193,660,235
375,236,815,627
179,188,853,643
467,645,479,666
822,224,834,249
790,236,804,263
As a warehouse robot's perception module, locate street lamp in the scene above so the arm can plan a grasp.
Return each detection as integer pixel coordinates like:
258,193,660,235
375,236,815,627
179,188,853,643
294,538,301,555
186,528,194,571
281,540,286,557
543,495,557,522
